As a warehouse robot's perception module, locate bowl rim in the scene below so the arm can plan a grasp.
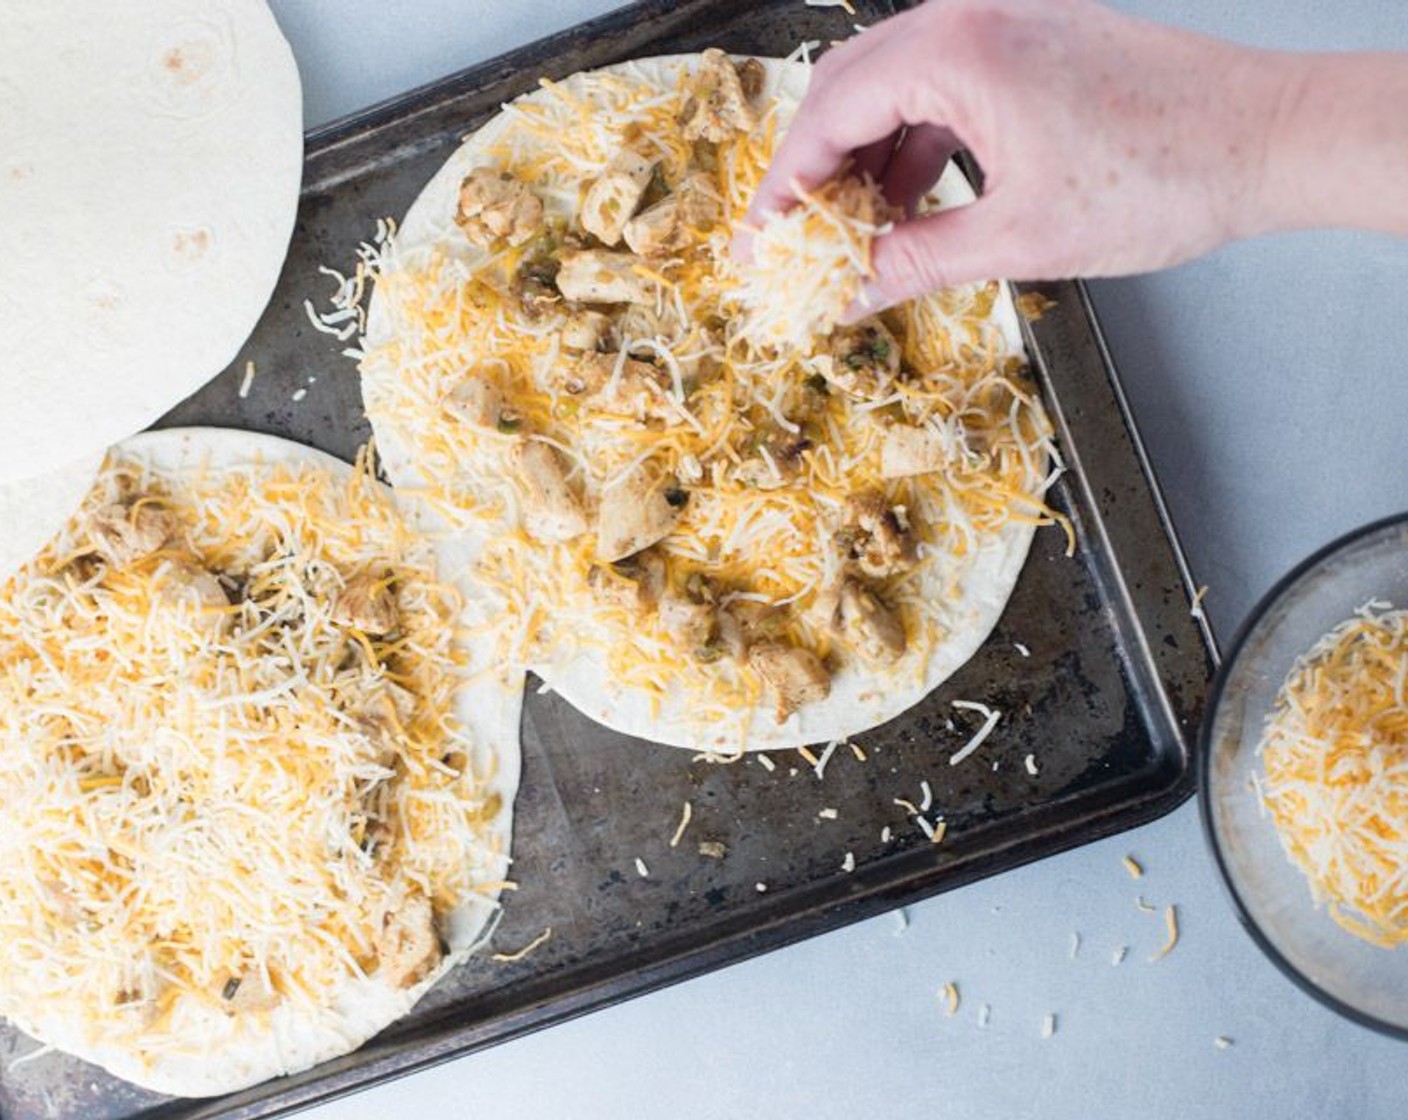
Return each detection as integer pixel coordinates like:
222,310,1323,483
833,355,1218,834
1198,509,1408,1042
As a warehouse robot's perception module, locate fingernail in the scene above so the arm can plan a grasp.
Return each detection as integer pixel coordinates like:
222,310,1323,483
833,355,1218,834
838,283,884,325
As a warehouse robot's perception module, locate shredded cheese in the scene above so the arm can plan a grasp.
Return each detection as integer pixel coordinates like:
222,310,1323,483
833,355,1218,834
491,927,553,964
1259,606,1408,947
1149,905,1179,962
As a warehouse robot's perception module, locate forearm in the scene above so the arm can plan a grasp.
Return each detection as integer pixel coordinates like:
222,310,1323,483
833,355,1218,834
1253,51,1408,238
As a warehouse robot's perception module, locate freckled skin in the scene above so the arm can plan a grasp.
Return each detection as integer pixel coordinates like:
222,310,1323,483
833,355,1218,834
743,0,1408,309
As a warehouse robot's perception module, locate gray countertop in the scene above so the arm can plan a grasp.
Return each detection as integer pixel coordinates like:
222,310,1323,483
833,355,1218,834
269,2,1408,1116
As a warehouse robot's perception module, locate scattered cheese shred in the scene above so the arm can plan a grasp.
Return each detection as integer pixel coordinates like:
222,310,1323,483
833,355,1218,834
669,801,693,848
1214,1036,1233,1050
1024,753,1039,776
818,807,839,820
491,927,553,964
1149,905,1179,962
238,360,256,399
1122,855,1144,880
635,857,650,879
757,753,776,773
841,851,855,873
1041,1013,1057,1039
949,701,1002,766
940,981,960,1016
1111,946,1128,966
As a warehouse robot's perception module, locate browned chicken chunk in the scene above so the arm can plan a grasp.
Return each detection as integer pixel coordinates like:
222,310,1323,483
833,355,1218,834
681,49,759,142
88,499,175,564
658,594,716,651
838,579,907,664
509,439,589,542
812,320,902,400
748,641,831,722
596,464,683,562
880,420,949,478
455,167,544,249
443,376,503,428
580,144,656,246
556,249,657,305
842,491,918,579
623,196,686,258
374,891,442,989
331,572,398,634
560,308,611,352
587,548,666,613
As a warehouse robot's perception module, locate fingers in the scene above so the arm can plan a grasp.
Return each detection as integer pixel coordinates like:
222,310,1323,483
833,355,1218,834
880,123,961,217
851,133,901,185
744,12,919,224
845,196,1036,318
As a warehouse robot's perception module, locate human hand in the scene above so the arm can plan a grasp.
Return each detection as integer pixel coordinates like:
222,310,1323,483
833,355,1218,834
742,0,1297,310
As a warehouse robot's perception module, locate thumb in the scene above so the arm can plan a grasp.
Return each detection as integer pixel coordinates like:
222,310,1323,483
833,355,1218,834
845,197,1034,320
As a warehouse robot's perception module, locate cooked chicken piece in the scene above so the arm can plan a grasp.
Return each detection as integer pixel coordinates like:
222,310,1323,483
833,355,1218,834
880,421,948,478
736,57,766,100
838,579,907,665
681,48,759,142
812,320,902,400
219,971,280,1015
555,249,657,305
734,432,813,489
615,299,685,343
374,891,442,989
676,170,724,229
748,641,831,722
509,440,588,542
157,561,228,612
623,196,686,258
455,167,544,249
580,144,655,246
658,594,716,651
331,572,398,634
587,548,665,613
513,252,561,317
842,491,918,579
560,308,610,352
443,376,503,428
88,500,175,564
596,464,683,562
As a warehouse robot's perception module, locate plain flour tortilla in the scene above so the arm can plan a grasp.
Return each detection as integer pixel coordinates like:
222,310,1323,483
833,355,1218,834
365,55,1044,752
0,454,106,585
0,2,302,492
0,428,521,1097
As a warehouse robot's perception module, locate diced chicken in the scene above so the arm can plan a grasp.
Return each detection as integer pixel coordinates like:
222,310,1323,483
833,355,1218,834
88,500,175,564
580,145,655,246
880,421,948,478
838,579,907,665
812,320,902,400
681,48,759,142
509,440,588,542
374,891,442,989
676,170,723,229
658,594,716,651
623,196,686,258
513,252,561,318
555,249,657,305
748,641,831,722
586,548,665,614
455,167,544,249
736,57,766,100
560,352,676,421
614,299,685,344
157,561,229,613
219,971,280,1015
560,308,610,352
842,491,918,579
331,572,398,634
596,464,683,562
443,376,503,428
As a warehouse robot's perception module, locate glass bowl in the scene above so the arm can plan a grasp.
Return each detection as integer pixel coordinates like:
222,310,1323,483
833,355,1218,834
1200,513,1408,1038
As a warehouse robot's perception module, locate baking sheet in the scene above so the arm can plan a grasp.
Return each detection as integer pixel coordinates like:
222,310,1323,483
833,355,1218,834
0,1,1215,1116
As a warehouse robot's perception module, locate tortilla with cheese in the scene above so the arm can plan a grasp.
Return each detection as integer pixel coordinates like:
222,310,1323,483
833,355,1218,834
361,53,1062,752
0,428,519,1097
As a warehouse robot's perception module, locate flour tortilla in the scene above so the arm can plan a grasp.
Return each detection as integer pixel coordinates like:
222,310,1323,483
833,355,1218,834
366,55,1041,752
0,454,106,585
1,428,521,1097
0,3,302,485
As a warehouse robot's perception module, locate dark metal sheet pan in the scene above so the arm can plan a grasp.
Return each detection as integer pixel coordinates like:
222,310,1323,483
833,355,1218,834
0,1,1216,1116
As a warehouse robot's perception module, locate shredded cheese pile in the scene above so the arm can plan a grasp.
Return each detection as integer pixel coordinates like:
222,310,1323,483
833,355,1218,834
731,172,896,352
1260,605,1408,947
0,454,503,1055
361,58,1067,736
